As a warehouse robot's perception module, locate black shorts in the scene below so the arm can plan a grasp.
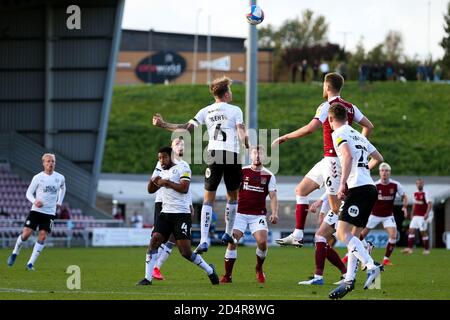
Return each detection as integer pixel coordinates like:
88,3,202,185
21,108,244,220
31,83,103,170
339,185,378,228
205,150,242,192
153,212,192,241
24,211,55,233
152,202,163,236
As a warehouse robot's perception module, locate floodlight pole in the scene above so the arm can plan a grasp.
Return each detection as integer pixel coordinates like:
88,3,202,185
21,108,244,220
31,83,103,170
246,0,258,145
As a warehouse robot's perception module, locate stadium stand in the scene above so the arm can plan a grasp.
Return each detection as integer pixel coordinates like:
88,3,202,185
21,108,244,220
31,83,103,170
0,163,122,248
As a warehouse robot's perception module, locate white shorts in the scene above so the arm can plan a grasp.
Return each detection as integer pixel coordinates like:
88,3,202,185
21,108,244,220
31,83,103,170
305,157,341,195
365,215,397,229
409,216,428,232
233,213,268,234
323,211,339,227
320,198,331,214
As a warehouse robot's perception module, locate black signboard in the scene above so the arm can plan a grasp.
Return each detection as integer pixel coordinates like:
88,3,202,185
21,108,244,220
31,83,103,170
135,51,186,84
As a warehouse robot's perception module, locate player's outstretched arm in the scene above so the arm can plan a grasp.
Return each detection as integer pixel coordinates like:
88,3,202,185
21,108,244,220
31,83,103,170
152,113,195,132
271,118,321,146
269,191,279,224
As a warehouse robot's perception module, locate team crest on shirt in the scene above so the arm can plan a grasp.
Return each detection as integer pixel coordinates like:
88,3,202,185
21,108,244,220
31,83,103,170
390,188,394,194
261,177,267,185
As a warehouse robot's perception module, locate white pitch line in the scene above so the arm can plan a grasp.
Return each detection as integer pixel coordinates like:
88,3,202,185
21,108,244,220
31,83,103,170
0,287,389,300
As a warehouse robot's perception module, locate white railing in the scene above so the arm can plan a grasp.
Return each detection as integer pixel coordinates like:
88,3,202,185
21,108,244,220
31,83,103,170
0,219,125,248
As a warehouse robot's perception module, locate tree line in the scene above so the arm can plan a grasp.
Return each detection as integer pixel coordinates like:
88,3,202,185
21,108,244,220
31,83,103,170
259,4,450,82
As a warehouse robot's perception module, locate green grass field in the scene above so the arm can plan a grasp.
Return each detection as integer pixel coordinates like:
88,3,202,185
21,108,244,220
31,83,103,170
1,246,449,300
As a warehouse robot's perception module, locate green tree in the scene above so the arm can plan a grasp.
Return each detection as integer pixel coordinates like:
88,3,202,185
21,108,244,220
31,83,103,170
347,37,366,79
367,44,386,63
383,30,404,63
258,23,277,49
276,10,328,49
440,1,450,76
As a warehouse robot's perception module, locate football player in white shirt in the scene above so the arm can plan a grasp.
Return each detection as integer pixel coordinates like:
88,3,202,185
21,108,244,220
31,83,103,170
152,76,249,254
327,103,384,299
149,136,194,280
7,153,66,271
137,147,219,286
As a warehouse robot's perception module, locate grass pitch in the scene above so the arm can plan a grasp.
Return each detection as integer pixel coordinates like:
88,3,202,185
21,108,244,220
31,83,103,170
0,246,449,300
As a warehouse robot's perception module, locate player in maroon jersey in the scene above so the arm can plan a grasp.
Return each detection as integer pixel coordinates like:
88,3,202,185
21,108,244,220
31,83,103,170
401,178,433,255
272,73,374,247
219,145,278,284
359,162,408,266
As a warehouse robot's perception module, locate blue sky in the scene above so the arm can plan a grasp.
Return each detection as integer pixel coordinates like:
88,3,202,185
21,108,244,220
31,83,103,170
122,0,448,60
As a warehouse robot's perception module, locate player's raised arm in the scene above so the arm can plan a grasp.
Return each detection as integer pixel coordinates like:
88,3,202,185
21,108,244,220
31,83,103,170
271,118,322,146
152,113,195,133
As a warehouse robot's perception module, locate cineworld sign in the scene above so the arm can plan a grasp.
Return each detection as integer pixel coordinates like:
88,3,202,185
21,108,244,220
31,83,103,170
136,51,186,84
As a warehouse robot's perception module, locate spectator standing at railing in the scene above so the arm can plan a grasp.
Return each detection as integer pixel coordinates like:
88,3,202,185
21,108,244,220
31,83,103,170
58,204,71,220
7,153,66,271
131,211,144,228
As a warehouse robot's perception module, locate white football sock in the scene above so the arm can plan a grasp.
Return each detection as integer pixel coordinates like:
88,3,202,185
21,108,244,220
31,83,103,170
293,229,304,239
190,252,213,275
155,242,174,269
225,249,237,259
347,236,376,270
225,202,238,235
200,204,212,244
27,241,45,266
12,235,25,255
145,250,158,281
345,252,358,282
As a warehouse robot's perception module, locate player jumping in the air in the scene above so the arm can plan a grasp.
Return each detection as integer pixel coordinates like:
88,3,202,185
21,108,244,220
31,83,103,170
153,76,249,254
272,73,374,247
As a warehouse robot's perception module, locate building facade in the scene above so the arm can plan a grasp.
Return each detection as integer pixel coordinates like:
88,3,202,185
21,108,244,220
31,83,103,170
115,29,273,85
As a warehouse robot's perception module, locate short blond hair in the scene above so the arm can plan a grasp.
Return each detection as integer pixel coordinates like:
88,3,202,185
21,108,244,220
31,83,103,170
42,153,56,162
379,162,391,171
209,76,232,98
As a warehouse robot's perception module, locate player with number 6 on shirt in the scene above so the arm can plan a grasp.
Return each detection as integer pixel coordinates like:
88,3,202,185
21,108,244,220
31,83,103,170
152,76,249,254
7,153,66,271
326,103,384,299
